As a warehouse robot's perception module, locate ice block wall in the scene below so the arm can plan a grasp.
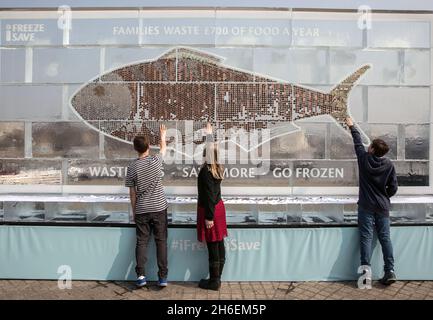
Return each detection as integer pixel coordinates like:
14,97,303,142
0,9,431,193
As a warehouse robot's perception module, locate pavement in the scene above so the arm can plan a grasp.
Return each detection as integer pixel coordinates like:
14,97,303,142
1,280,433,300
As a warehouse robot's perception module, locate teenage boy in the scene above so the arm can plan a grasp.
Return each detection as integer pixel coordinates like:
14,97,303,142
125,124,168,287
345,117,398,285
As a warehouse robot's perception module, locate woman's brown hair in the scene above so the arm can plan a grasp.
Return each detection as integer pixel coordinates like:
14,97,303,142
203,142,224,180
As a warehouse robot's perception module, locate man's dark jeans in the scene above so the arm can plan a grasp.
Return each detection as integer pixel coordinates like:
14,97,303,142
135,209,168,279
358,208,394,273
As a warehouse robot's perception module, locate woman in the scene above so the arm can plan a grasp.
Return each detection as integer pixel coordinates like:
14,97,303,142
197,123,227,291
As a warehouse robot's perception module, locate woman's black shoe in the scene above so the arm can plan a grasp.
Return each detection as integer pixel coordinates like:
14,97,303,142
198,278,209,287
199,278,220,291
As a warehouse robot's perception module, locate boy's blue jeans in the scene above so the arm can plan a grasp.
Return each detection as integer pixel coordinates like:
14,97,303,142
358,208,394,273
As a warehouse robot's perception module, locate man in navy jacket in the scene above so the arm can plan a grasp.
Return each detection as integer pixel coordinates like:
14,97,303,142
346,117,398,285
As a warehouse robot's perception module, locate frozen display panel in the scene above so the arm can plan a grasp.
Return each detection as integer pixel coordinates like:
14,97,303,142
88,202,130,223
171,203,196,224
389,203,426,223
4,201,45,222
224,203,258,225
301,203,344,224
258,203,288,224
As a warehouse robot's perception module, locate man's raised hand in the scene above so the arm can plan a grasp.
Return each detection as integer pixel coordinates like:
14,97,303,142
345,117,354,128
160,124,167,139
205,122,213,135
159,124,167,156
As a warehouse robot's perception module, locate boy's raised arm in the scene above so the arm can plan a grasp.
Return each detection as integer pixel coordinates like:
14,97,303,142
345,117,366,158
159,124,167,157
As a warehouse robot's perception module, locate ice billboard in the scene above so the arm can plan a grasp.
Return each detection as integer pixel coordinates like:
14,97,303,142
0,9,431,194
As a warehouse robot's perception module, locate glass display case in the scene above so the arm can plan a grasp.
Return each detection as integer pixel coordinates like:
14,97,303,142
1,194,432,226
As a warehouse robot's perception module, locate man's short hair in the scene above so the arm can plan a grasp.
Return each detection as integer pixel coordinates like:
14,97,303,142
371,139,389,157
133,135,149,154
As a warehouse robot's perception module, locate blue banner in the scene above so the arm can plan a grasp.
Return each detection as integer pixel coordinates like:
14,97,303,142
1,225,433,281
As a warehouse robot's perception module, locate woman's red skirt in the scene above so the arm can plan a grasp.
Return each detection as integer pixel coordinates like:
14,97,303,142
197,200,228,242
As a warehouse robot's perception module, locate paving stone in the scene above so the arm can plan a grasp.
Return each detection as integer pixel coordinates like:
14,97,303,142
0,280,432,300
